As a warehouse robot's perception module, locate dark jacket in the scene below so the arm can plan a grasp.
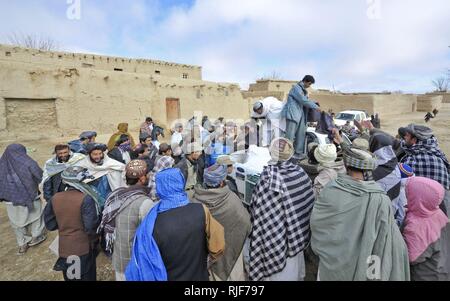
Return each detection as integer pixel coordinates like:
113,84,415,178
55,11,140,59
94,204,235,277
175,155,205,185
149,144,159,162
153,203,209,281
43,172,67,202
44,189,100,258
144,144,159,172
226,176,239,197
173,155,183,165
108,148,129,164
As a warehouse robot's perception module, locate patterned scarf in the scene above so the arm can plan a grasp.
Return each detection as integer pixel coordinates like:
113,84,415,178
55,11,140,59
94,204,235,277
42,152,85,184
248,161,315,281
149,156,175,200
401,137,450,190
119,142,132,152
98,185,151,252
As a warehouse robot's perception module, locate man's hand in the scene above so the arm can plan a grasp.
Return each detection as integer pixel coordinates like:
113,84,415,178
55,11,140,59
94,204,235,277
354,120,364,133
355,120,374,132
362,120,374,131
314,102,321,112
332,128,343,145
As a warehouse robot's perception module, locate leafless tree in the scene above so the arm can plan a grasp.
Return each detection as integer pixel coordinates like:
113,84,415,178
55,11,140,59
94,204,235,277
432,76,448,92
7,32,59,51
258,71,284,81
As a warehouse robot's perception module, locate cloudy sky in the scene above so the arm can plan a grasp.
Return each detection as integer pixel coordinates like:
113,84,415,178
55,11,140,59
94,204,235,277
0,0,449,93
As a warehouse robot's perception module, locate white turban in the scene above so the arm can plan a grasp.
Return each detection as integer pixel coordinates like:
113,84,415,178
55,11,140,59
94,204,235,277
314,144,337,165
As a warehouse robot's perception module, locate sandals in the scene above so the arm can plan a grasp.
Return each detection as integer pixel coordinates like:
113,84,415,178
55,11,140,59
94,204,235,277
28,234,47,247
17,244,29,256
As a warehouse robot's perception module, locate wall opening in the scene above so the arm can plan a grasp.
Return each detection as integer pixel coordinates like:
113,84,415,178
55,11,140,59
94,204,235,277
5,98,58,132
166,98,180,126
114,68,123,72
5,51,11,57
155,70,161,75
182,73,189,79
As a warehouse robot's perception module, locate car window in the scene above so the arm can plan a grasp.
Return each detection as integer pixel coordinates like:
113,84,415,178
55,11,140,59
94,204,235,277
306,132,319,144
336,113,355,121
355,114,361,121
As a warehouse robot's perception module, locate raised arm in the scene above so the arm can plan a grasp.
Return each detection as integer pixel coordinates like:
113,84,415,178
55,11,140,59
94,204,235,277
290,84,319,110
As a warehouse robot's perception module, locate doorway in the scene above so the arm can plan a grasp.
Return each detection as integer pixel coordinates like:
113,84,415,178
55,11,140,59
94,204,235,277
166,98,180,126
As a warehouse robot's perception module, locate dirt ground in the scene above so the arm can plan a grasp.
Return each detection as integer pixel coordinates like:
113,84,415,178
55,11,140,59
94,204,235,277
1,105,449,281
0,134,123,281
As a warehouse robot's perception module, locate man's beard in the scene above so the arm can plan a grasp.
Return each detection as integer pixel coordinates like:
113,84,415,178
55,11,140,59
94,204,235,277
401,139,413,148
187,156,198,164
57,156,70,163
89,155,104,165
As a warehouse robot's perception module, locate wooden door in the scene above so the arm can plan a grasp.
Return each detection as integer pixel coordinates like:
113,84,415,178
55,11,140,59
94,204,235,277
166,98,180,126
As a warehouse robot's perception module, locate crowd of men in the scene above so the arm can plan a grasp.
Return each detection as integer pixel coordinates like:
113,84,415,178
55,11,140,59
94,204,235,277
0,74,449,281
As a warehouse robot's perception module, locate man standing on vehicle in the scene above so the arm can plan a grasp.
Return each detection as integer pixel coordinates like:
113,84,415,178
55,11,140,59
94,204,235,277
282,75,320,160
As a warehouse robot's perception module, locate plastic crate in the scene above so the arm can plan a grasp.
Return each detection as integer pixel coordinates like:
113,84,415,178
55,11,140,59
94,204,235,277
244,174,260,206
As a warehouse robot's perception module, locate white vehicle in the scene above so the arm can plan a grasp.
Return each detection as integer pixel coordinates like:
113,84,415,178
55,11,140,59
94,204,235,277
334,110,371,127
229,128,350,205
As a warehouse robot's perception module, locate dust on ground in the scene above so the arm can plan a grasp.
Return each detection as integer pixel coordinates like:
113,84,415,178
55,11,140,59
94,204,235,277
0,133,124,281
1,105,449,281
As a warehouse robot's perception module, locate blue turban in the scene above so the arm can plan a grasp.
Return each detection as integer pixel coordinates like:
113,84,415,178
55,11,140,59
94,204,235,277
203,164,228,188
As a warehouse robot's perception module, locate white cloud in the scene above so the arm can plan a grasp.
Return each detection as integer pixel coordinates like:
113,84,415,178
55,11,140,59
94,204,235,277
148,0,450,92
0,0,448,93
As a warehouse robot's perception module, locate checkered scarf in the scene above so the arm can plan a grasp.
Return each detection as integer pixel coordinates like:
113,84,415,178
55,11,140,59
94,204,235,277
343,148,377,171
149,156,175,200
248,161,315,281
98,185,151,252
401,137,450,190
